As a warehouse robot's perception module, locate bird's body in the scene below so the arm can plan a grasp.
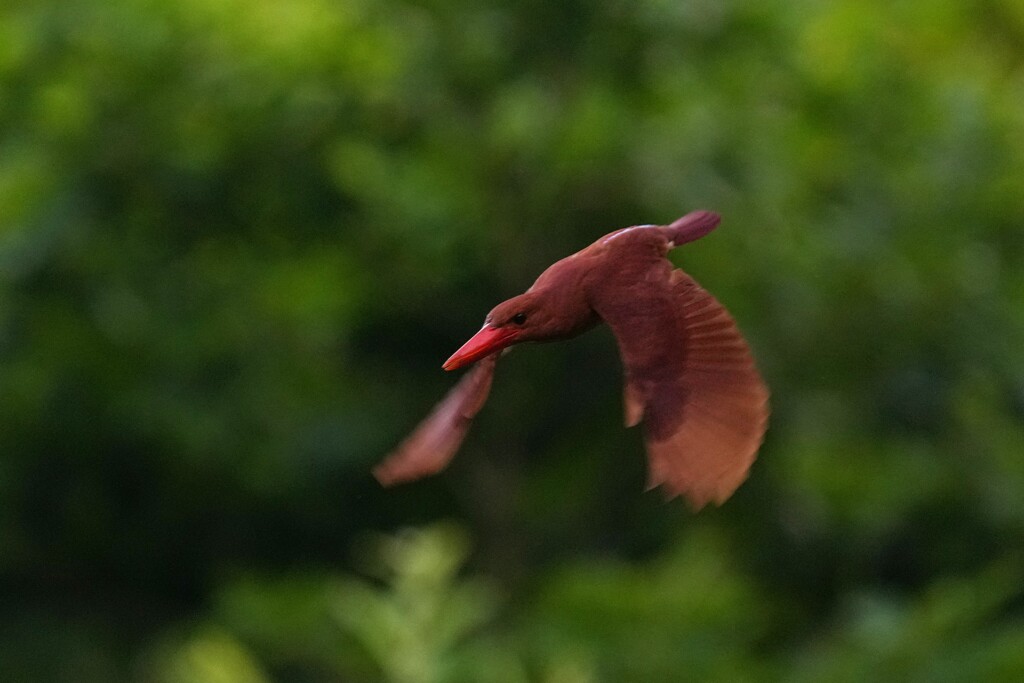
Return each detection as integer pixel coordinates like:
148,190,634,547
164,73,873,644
374,211,769,509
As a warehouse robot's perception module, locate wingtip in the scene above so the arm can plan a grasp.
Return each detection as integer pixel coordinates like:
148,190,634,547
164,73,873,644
372,461,400,487
647,476,746,512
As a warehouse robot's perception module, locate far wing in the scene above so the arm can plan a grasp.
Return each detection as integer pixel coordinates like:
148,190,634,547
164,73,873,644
373,353,498,486
593,266,769,510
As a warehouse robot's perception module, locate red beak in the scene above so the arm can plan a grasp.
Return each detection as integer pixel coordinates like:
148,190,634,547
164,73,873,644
443,324,519,371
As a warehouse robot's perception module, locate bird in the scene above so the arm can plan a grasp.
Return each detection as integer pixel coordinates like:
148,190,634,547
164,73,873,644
373,211,769,509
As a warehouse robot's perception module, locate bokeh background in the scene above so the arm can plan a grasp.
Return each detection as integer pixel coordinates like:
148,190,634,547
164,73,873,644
2,0,1024,681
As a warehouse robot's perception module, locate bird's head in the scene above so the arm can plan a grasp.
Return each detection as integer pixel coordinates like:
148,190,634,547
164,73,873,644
443,291,562,371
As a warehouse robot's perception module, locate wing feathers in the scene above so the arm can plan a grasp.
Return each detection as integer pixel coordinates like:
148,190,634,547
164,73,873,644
648,271,768,508
373,353,498,486
599,265,769,510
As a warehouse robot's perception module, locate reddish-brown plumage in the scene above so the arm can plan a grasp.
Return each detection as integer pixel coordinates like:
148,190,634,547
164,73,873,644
374,211,769,510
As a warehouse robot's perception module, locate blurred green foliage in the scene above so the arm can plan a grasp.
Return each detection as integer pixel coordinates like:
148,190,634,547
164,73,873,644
1,0,1023,680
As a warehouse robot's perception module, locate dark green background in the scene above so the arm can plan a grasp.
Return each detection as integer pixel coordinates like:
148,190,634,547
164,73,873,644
2,0,1023,680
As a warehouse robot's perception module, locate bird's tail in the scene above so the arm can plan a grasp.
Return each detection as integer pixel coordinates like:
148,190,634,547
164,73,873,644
663,211,721,247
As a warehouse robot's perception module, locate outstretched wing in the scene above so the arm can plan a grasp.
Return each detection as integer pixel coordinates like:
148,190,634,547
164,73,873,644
373,353,498,486
593,261,769,510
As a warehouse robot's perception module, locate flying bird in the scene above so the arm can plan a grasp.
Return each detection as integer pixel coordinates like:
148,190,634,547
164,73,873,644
374,211,769,509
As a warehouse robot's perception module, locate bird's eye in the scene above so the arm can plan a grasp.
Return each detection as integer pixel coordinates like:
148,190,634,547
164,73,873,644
511,312,527,325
